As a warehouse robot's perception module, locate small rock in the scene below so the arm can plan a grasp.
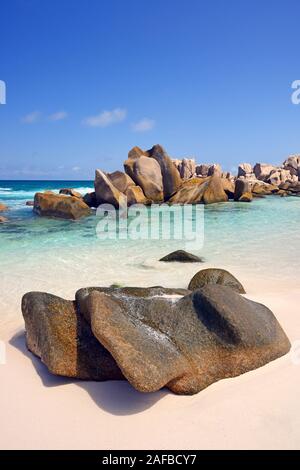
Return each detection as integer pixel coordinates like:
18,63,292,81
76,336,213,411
59,188,82,198
159,250,204,263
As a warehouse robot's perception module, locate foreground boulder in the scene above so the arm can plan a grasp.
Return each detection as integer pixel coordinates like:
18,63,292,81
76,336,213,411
188,268,246,293
21,292,123,380
159,250,204,263
169,175,227,205
22,284,291,395
85,285,290,394
234,179,251,201
33,192,91,220
82,191,98,208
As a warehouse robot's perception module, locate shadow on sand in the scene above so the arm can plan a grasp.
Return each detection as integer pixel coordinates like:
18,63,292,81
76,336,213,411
10,330,168,416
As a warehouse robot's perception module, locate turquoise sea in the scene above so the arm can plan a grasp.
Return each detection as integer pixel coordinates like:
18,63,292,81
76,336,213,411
0,179,300,331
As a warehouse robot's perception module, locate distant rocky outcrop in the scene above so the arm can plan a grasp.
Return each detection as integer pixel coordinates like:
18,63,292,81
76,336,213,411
59,188,82,198
22,283,291,395
33,192,91,220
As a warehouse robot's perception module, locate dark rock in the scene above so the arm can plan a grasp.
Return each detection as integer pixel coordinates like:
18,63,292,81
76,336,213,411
82,191,98,208
234,179,250,201
159,250,204,263
21,292,123,380
26,200,34,206
188,268,246,294
33,192,91,220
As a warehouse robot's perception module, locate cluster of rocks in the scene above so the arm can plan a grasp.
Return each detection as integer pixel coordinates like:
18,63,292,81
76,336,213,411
22,266,291,395
0,146,295,221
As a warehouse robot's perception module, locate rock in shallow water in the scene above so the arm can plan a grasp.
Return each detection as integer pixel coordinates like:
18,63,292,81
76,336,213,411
33,192,91,220
22,285,290,395
159,250,204,263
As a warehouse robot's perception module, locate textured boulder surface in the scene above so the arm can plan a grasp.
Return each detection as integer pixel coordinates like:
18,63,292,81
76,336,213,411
202,175,228,204
239,192,253,202
188,268,246,294
33,192,91,220
124,155,164,202
82,191,98,208
234,179,250,201
125,185,151,206
108,171,135,194
21,292,123,380
147,145,181,200
169,175,227,205
179,158,196,179
22,284,291,395
95,169,127,208
159,250,204,263
253,163,277,181
85,285,290,394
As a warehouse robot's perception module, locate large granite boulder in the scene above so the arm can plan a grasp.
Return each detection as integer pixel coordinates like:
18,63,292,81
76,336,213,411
253,163,277,181
21,292,123,380
201,174,228,204
128,146,145,160
94,169,126,208
238,163,253,178
147,145,181,200
124,155,164,202
33,192,91,220
221,178,235,199
188,268,246,294
196,164,210,177
234,179,250,201
283,155,300,176
85,285,290,394
159,250,204,263
268,168,297,186
179,158,196,179
168,178,207,204
108,171,135,193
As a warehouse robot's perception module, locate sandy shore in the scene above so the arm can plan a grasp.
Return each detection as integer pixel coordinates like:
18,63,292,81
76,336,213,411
1,286,300,450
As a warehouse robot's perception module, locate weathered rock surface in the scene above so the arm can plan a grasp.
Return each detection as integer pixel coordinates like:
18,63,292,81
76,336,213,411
21,292,123,380
253,163,277,181
85,285,290,394
283,155,300,176
179,158,196,179
207,164,222,177
196,164,210,177
128,146,145,160
188,268,246,294
159,250,204,263
202,174,228,204
221,178,235,199
147,145,181,200
125,185,151,206
239,192,253,202
234,179,250,201
94,169,126,208
238,163,253,178
168,178,207,204
59,188,82,198
124,155,164,202
33,192,91,220
108,171,135,194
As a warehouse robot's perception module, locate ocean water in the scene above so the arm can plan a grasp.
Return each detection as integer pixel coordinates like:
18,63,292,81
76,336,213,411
0,180,300,331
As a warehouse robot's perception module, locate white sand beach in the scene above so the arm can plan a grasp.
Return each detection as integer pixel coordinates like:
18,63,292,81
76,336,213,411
1,275,299,450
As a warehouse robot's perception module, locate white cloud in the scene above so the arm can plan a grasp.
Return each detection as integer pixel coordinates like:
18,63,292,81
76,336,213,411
21,111,41,124
131,117,155,132
72,166,81,172
48,111,68,121
82,108,127,127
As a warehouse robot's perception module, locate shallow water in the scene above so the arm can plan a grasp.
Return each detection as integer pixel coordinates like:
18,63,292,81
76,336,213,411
1,180,300,332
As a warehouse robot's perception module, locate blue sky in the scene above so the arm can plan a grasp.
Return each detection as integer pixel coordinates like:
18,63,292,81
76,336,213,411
0,0,300,179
